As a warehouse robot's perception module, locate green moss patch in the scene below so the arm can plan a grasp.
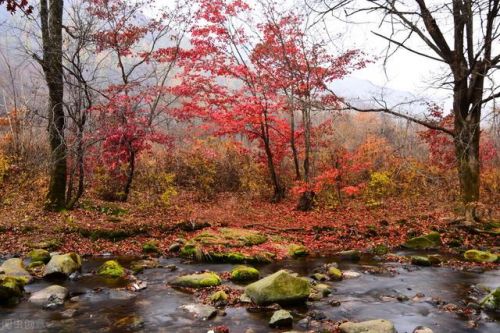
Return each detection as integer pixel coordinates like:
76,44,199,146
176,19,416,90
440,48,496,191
97,260,126,278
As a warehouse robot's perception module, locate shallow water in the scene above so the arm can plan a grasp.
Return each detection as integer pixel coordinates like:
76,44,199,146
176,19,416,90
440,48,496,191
0,254,499,333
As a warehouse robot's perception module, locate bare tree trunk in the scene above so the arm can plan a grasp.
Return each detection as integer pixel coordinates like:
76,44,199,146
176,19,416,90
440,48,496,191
41,0,66,210
122,148,136,202
290,109,301,180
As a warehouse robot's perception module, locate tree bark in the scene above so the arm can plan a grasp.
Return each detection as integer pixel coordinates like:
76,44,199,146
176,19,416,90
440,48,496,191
41,0,66,210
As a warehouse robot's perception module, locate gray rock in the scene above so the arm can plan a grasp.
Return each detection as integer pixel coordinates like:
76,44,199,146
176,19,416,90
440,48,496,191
0,258,33,283
43,253,82,277
245,270,310,305
181,304,217,320
413,327,433,333
342,271,361,279
269,309,293,328
29,285,68,307
339,319,396,333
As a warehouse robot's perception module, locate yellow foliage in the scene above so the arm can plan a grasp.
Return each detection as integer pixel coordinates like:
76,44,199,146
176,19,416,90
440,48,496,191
160,172,178,207
364,171,394,207
0,153,10,184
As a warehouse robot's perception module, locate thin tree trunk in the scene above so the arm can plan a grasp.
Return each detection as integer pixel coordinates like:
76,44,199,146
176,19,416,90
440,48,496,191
42,0,67,210
122,149,136,202
297,106,315,211
290,104,301,180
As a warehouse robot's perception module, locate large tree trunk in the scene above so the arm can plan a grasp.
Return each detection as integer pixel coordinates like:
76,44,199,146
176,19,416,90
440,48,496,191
41,0,67,210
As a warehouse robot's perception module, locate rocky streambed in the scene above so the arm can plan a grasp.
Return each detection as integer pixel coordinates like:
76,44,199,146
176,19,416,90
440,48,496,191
0,252,499,333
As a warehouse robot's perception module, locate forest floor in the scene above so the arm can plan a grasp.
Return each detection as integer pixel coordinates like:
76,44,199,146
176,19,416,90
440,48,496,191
1,184,499,269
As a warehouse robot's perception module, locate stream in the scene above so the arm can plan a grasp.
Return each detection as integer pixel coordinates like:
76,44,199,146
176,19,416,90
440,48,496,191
0,253,499,333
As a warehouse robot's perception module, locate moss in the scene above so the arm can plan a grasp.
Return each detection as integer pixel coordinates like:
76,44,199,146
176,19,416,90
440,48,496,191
327,267,342,280
97,260,126,278
372,244,389,255
27,249,51,264
230,265,260,282
464,249,498,263
289,244,309,257
170,272,221,288
403,232,441,250
30,239,61,251
210,290,228,302
142,241,160,254
180,244,204,260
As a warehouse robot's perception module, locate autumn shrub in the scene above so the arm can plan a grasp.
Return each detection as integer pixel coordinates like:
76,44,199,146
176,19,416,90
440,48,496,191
93,166,127,201
482,167,500,196
160,172,178,207
364,171,395,207
0,153,10,185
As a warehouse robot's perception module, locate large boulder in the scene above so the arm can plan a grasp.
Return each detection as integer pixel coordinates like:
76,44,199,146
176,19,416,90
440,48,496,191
339,319,396,333
403,232,441,250
464,250,498,263
43,253,82,277
245,270,310,305
28,285,68,307
0,258,33,283
231,265,260,282
97,260,126,278
170,272,221,288
480,287,500,311
27,249,51,264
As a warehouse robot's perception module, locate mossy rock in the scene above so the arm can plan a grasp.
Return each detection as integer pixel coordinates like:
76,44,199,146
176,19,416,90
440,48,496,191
230,265,260,282
43,253,82,277
464,250,498,263
142,241,160,254
193,228,267,247
179,244,204,260
372,244,389,255
210,290,228,302
206,251,247,263
403,232,441,250
97,260,126,278
0,276,25,303
0,258,32,283
410,256,431,266
130,259,159,274
313,283,332,296
337,250,361,261
480,287,500,310
289,244,309,257
27,249,51,264
30,239,62,251
244,270,310,305
170,272,221,288
327,267,343,280
28,261,45,269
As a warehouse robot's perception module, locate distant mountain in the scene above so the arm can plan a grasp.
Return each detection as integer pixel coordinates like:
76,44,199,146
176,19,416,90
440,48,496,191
330,76,431,115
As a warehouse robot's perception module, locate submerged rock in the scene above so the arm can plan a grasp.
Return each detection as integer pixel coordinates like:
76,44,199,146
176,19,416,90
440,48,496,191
0,258,32,283
413,327,433,333
245,270,310,305
480,287,500,310
269,309,293,328
230,265,260,282
404,232,441,250
170,272,221,288
28,285,68,307
181,303,217,320
339,319,396,333
130,258,159,273
342,271,361,279
97,260,126,278
464,250,498,263
27,249,51,264
43,253,82,278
